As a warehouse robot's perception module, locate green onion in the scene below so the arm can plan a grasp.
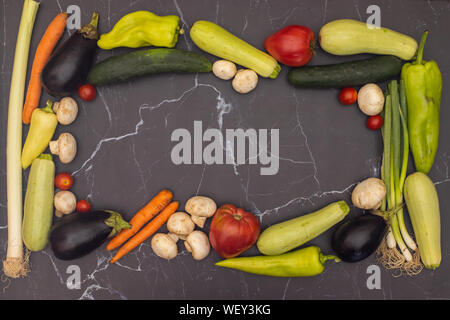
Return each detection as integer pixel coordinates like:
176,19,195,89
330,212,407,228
380,80,418,262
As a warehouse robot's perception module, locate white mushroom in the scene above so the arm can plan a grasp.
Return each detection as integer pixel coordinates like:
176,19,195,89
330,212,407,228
53,97,78,125
54,190,77,215
166,212,195,239
190,215,207,228
49,133,77,164
185,196,217,218
232,69,258,94
352,177,387,210
185,196,217,228
167,233,180,243
212,60,237,80
151,233,178,260
357,83,385,116
184,231,210,260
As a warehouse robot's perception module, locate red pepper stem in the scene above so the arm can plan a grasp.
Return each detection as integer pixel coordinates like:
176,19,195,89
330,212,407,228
415,30,429,65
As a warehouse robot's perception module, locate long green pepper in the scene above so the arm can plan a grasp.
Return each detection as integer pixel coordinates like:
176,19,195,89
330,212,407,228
401,31,442,174
215,246,339,277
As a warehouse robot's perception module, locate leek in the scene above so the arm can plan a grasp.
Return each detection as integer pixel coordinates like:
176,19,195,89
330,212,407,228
3,0,39,278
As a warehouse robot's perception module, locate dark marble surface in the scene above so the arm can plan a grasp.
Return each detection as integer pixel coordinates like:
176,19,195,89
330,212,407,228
1,0,449,300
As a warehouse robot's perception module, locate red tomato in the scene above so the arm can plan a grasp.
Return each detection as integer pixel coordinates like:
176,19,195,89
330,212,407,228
76,200,91,213
209,204,260,258
55,172,74,190
339,87,358,105
78,84,96,101
367,115,383,130
264,25,315,67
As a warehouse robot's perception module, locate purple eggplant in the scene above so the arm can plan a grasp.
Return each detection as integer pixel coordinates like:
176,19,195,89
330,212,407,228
331,214,387,263
41,12,99,97
50,210,130,260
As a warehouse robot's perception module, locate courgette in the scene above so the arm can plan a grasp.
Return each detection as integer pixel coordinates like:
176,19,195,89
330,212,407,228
319,19,418,61
287,55,402,88
257,201,350,256
190,20,281,78
88,48,212,86
404,172,441,269
22,154,55,251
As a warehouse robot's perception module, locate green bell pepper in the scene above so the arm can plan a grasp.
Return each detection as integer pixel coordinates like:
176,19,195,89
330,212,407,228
215,246,339,277
401,31,442,174
97,10,181,50
21,100,58,169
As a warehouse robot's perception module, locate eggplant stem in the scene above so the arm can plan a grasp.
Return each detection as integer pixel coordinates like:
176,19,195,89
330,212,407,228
104,210,131,237
80,12,99,40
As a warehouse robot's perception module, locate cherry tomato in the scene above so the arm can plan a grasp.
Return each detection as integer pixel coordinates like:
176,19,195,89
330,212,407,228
339,87,358,105
55,172,74,190
367,115,383,130
78,84,96,101
76,200,91,213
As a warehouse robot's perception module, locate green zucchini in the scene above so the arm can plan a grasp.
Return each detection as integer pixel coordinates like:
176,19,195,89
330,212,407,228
88,48,212,86
22,154,55,251
404,172,441,270
288,55,402,88
257,201,350,256
319,19,418,60
190,20,281,78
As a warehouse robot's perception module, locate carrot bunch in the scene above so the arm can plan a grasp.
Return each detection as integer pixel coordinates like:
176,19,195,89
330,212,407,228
108,189,178,263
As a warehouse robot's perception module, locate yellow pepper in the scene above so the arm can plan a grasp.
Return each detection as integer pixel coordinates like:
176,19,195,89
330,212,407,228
21,100,57,169
97,11,181,50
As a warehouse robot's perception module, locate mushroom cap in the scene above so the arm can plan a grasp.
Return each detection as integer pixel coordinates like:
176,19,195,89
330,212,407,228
167,212,195,236
185,196,217,218
54,97,78,125
50,133,77,164
151,233,178,260
54,190,77,214
184,230,210,260
351,177,386,210
357,83,385,116
232,69,258,94
190,215,207,228
212,60,237,80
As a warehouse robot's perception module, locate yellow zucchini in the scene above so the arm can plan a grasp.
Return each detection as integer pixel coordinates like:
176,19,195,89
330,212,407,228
190,20,281,78
319,19,418,60
257,201,350,255
404,172,441,269
22,154,55,251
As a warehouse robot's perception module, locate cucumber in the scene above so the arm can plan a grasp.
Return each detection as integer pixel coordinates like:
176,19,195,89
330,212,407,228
404,172,441,270
257,201,350,256
190,20,281,78
88,48,212,86
288,55,402,88
319,19,418,60
22,154,55,251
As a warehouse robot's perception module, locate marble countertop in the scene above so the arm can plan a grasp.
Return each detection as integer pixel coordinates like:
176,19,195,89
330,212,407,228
1,0,449,299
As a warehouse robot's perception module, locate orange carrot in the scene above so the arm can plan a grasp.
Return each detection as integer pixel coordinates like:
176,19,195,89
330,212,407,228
22,12,68,124
106,189,173,251
110,201,179,263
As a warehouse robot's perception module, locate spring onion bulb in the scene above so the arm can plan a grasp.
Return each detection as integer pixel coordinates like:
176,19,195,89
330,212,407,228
3,0,39,278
